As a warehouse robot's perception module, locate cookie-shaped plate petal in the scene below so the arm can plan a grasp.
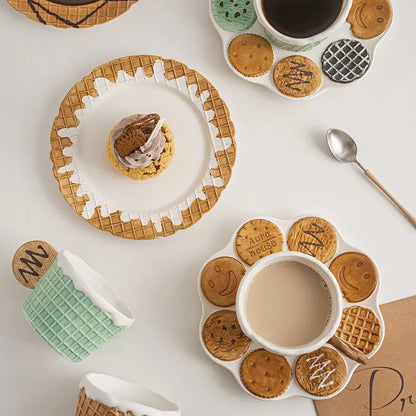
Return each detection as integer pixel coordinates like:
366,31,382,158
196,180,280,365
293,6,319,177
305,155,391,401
347,0,393,39
322,39,371,84
240,349,291,398
330,252,378,302
295,346,347,396
236,219,284,266
287,217,337,263
228,34,274,77
336,306,381,355
202,310,251,361
273,56,322,98
211,0,257,32
201,257,246,307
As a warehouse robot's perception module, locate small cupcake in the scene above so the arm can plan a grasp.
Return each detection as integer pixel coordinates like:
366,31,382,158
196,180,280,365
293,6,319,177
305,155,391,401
106,113,175,180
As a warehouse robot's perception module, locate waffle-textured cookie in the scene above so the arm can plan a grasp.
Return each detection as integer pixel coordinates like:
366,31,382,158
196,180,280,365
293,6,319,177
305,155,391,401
240,349,291,399
228,34,274,77
202,310,251,361
201,257,246,307
12,241,57,289
76,387,130,416
287,217,337,263
211,0,257,32
107,123,175,181
273,56,321,98
7,0,138,29
295,347,347,397
347,0,393,39
322,39,371,84
336,306,381,355
330,252,378,302
236,219,284,266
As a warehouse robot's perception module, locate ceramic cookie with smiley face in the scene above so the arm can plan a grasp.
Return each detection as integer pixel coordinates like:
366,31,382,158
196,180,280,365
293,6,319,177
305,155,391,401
202,310,251,361
201,257,246,307
347,0,393,39
330,252,378,302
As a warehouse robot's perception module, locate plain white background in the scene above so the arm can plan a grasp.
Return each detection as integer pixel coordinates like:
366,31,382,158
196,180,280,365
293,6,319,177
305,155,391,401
1,0,415,414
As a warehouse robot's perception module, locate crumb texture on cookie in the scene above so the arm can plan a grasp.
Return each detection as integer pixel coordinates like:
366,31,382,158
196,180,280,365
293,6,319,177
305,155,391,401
228,34,274,77
202,310,251,361
240,349,292,398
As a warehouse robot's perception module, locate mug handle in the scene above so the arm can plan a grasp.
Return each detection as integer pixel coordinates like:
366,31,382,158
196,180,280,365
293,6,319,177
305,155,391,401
329,336,369,365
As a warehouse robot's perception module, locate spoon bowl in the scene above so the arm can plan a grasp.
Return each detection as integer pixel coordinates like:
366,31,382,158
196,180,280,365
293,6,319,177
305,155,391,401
326,128,358,163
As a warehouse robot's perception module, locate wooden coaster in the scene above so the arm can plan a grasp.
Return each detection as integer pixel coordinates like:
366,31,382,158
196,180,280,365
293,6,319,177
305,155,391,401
347,0,393,39
12,241,57,289
336,306,381,355
202,310,251,361
295,347,347,397
240,349,291,399
7,0,138,29
330,252,378,302
228,34,274,77
287,217,337,263
273,56,322,98
201,257,246,307
236,219,284,266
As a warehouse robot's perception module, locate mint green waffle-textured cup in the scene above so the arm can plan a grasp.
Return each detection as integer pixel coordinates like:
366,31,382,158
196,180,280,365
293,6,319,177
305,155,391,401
23,254,134,362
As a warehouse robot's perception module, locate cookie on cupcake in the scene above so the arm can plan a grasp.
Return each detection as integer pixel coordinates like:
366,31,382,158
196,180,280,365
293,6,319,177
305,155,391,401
106,113,175,180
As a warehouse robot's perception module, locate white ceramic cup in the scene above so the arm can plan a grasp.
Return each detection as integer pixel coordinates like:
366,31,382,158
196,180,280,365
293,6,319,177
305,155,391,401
79,373,181,416
236,251,342,356
253,0,353,51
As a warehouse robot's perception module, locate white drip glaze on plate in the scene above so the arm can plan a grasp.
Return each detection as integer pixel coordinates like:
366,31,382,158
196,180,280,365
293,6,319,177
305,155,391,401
57,251,134,328
80,373,181,416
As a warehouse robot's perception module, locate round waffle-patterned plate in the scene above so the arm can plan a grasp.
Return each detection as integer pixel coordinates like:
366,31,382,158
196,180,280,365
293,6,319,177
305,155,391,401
7,0,138,29
50,55,236,239
198,215,384,401
210,0,393,99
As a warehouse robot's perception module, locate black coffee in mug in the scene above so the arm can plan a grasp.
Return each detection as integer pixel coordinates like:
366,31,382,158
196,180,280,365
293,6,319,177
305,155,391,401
262,0,344,39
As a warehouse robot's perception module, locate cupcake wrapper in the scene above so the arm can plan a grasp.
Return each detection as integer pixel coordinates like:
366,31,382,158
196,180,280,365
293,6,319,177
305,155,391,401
23,260,123,362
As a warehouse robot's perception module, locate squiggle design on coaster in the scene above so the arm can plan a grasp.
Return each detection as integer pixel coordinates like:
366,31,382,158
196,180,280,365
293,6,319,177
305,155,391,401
299,223,325,257
50,56,236,239
305,354,336,389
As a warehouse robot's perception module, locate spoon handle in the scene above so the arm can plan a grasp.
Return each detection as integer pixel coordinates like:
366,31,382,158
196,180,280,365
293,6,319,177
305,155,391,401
329,336,369,365
364,170,416,228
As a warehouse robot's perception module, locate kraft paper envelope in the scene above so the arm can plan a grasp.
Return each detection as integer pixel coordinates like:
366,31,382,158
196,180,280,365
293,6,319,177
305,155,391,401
315,296,416,416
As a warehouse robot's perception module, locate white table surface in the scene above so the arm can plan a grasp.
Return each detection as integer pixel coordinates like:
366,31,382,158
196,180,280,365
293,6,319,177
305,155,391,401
1,0,415,414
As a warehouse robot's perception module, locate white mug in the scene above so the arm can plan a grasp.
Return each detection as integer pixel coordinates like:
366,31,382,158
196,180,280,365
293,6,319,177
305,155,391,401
77,373,181,416
236,251,343,356
253,0,353,51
